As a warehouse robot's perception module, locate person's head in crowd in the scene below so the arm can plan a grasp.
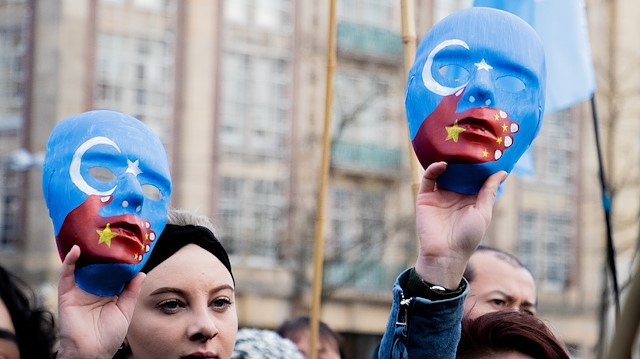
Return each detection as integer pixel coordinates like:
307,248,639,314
0,265,56,359
114,209,237,358
457,310,569,359
463,245,536,318
277,316,343,359
231,328,304,359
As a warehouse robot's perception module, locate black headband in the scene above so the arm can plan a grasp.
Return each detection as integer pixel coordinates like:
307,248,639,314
141,224,234,283
0,328,16,343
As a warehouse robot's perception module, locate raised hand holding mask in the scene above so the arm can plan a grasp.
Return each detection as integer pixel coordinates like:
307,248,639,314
43,110,172,296
406,7,546,194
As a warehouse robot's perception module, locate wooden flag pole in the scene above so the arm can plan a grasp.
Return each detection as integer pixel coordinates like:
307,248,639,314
400,0,423,200
309,0,337,358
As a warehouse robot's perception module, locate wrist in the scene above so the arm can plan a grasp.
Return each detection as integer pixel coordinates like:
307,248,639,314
405,268,466,300
57,342,114,359
414,255,467,290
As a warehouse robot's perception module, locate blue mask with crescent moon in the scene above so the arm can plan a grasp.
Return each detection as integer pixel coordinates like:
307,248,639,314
43,110,172,296
406,7,546,194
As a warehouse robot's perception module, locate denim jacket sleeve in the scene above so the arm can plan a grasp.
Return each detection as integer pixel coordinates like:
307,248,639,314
377,268,468,359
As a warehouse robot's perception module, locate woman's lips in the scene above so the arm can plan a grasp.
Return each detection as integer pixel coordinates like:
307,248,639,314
181,353,218,359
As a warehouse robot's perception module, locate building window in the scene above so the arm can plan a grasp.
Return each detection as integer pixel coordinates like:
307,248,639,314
338,0,395,29
0,166,20,251
328,187,385,260
223,0,292,29
333,71,394,145
517,210,538,276
0,23,28,132
218,176,287,261
518,209,571,291
325,186,388,289
219,52,291,161
94,1,176,143
543,214,570,290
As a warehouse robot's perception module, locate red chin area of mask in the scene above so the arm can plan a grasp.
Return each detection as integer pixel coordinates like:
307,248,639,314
56,195,156,267
412,89,518,168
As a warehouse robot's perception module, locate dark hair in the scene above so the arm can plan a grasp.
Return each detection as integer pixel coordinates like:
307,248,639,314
457,311,569,359
0,265,56,358
464,245,529,283
277,316,343,358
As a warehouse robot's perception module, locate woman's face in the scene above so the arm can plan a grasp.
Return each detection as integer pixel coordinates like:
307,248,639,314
126,244,237,359
0,298,19,359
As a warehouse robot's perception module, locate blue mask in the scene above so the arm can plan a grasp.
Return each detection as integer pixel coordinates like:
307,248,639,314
406,7,546,194
43,110,172,296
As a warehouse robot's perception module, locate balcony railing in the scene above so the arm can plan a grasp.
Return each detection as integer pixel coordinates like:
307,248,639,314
330,140,402,175
337,21,402,60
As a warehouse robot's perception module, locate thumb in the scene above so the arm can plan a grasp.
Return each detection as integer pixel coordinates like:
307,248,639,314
476,171,507,214
116,272,145,322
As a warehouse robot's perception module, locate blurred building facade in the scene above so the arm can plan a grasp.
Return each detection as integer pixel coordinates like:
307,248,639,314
0,0,638,358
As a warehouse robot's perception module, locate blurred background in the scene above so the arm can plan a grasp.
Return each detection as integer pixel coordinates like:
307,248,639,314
0,0,638,358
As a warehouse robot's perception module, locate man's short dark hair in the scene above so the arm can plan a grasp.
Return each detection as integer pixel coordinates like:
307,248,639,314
276,316,343,357
464,245,530,283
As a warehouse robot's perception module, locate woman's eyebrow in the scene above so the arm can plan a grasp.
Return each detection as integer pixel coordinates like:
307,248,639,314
149,287,184,296
149,284,235,297
209,284,235,295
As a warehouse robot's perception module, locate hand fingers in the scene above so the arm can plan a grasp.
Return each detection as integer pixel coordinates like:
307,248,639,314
476,171,507,215
117,272,145,322
59,245,81,293
419,162,447,194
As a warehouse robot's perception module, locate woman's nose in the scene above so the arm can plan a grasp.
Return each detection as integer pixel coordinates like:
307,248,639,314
187,311,219,342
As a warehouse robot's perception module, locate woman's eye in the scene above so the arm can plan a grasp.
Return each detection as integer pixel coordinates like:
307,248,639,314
491,299,506,307
212,298,232,310
158,299,184,313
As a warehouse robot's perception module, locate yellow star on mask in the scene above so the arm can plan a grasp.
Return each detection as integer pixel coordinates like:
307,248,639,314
502,123,508,132
496,137,503,144
445,120,466,142
482,148,488,157
494,113,500,121
97,223,118,247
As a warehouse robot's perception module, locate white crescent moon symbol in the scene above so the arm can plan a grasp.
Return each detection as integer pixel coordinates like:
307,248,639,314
422,39,470,96
70,136,120,196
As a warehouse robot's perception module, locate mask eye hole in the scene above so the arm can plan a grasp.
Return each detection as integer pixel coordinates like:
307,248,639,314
436,64,470,86
496,75,525,93
89,167,116,182
141,184,162,200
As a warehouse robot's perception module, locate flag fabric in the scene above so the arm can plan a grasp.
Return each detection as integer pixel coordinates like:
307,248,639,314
474,0,596,114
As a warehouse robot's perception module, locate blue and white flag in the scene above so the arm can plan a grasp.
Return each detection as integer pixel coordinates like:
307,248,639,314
474,0,596,114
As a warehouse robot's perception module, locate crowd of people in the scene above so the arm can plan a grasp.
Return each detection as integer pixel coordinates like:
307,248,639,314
0,5,580,359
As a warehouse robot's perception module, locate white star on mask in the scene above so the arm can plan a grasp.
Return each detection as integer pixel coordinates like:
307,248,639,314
126,159,142,176
474,58,493,71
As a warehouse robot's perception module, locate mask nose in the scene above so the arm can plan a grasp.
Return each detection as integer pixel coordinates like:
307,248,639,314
464,68,495,107
114,173,145,213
